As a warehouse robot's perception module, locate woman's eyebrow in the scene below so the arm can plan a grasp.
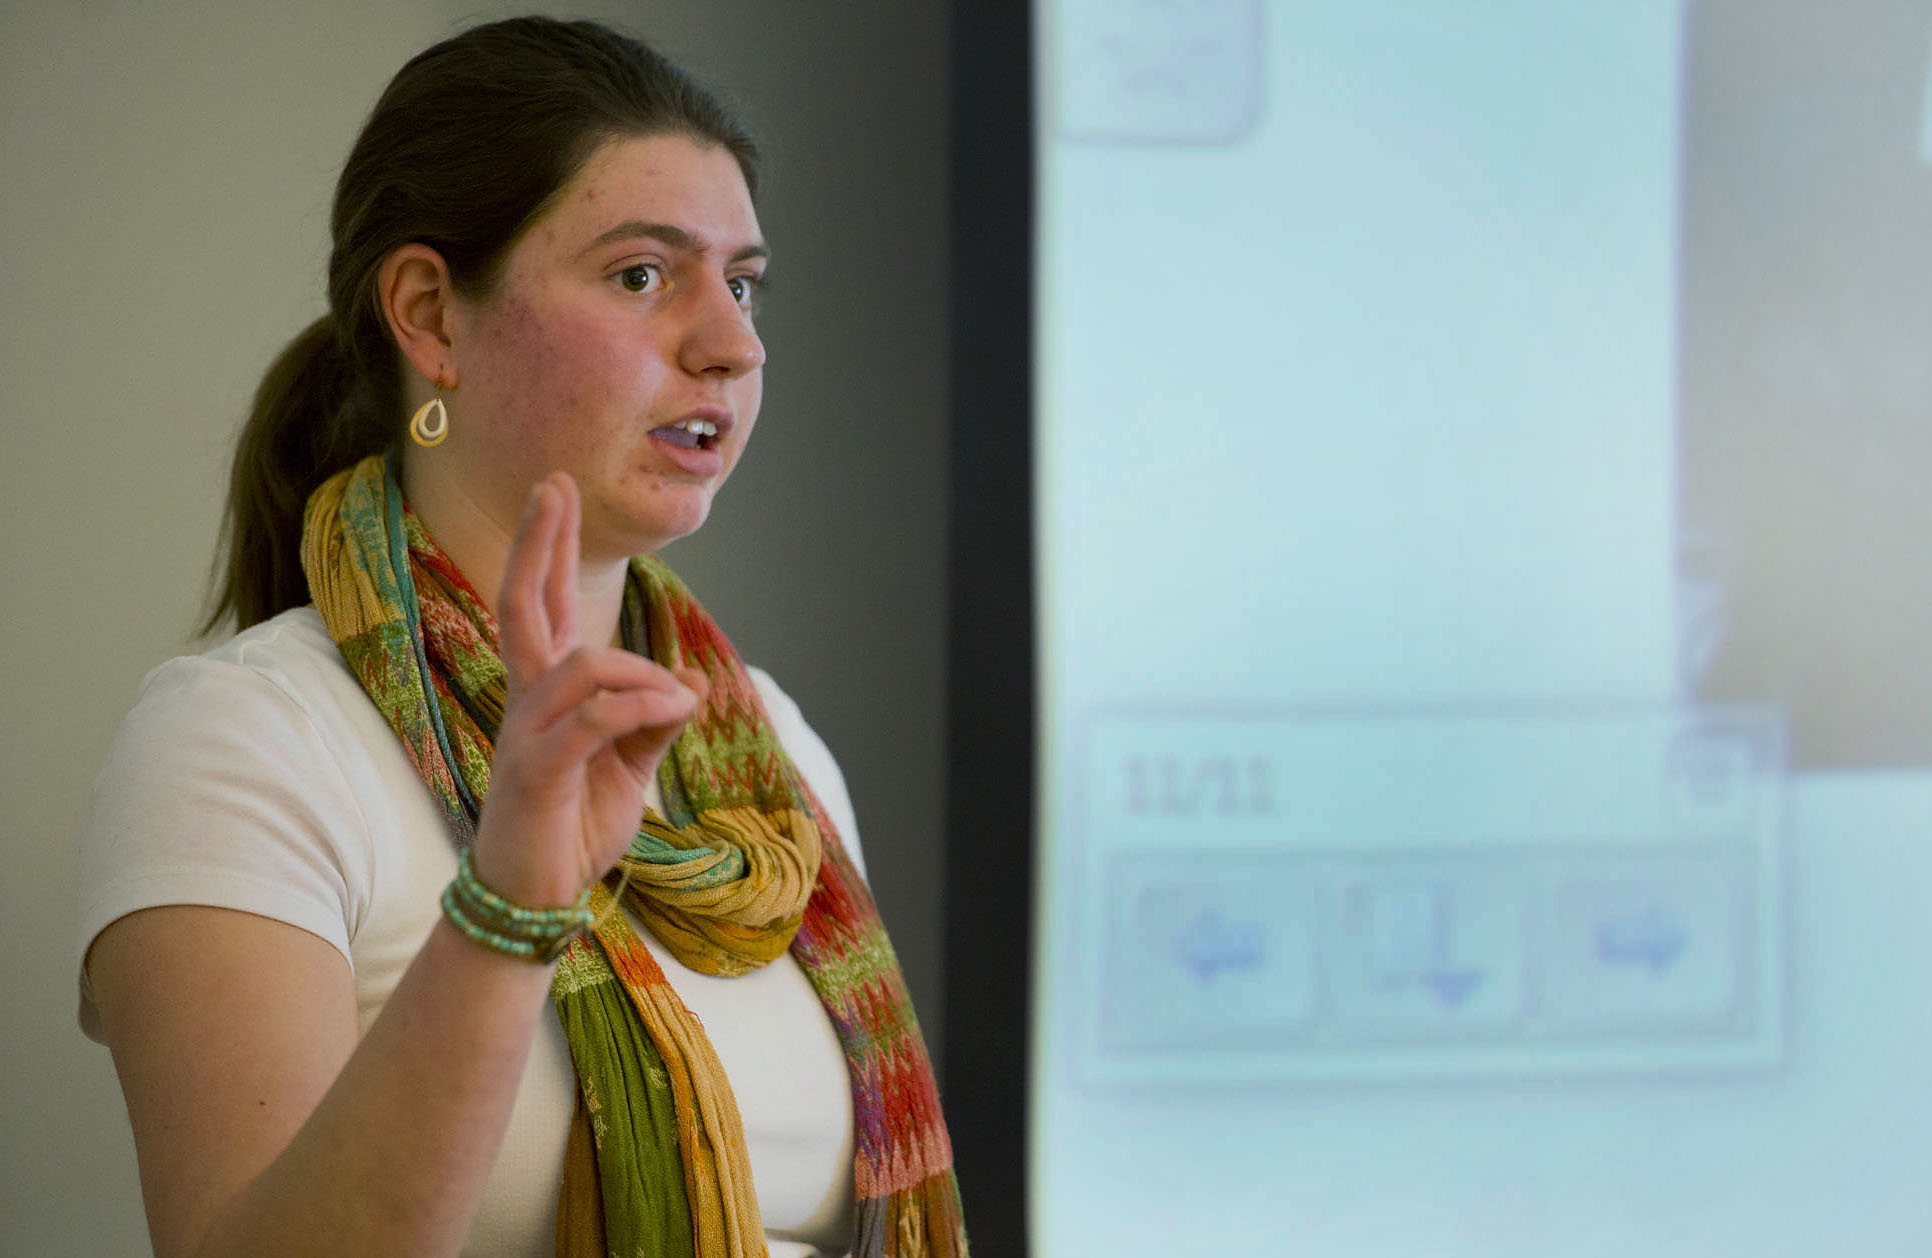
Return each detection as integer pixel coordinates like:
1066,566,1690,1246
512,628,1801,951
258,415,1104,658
577,219,769,264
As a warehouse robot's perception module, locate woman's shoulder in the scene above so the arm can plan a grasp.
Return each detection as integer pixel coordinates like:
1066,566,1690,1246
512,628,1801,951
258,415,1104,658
78,607,385,1027
145,605,348,705
209,603,335,659
102,605,409,847
106,608,357,778
115,606,391,770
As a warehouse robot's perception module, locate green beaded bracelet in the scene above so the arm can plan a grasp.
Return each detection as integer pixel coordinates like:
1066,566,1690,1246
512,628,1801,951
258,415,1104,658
440,883,541,959
440,848,595,963
453,847,592,929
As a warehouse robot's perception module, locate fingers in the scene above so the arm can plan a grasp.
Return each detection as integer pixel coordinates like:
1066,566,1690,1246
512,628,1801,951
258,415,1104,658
500,648,702,783
569,685,699,755
671,665,711,712
543,475,579,660
498,477,558,689
492,472,711,786
502,646,688,741
614,666,708,770
498,474,575,689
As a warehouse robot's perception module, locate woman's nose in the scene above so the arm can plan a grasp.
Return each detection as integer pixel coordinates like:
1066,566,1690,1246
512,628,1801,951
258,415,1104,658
679,277,765,378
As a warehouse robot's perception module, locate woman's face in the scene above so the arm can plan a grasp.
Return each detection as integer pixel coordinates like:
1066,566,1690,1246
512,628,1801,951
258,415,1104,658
445,132,768,562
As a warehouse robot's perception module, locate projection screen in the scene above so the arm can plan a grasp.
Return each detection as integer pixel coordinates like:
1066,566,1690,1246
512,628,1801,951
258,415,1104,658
1031,1,1932,1253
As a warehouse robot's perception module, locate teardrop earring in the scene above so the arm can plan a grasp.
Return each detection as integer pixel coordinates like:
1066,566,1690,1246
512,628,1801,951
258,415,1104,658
409,396,449,447
410,373,451,448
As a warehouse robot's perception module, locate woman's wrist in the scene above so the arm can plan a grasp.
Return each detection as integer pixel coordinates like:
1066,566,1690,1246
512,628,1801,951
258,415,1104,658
467,820,599,908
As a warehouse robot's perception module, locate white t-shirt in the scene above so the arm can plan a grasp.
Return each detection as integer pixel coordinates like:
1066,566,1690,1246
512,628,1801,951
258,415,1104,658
76,607,862,1258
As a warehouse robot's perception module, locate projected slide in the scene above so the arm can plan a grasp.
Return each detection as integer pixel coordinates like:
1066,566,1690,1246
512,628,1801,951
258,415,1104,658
1034,1,1932,1254
1084,707,1782,1082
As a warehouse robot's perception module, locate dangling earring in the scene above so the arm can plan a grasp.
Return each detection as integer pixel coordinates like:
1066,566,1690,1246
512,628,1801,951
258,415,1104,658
410,374,450,448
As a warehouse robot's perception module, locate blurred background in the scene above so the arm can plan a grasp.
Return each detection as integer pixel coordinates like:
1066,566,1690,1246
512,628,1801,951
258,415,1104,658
0,3,951,1253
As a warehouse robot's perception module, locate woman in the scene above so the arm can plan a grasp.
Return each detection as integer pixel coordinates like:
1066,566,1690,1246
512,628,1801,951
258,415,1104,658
75,18,964,1258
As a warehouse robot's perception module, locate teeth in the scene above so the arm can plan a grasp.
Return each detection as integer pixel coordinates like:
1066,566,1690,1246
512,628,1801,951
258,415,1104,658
673,419,719,437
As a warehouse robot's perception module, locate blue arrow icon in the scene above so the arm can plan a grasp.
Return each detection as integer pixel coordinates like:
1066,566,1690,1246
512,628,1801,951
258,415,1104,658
1177,908,1266,982
1595,903,1687,973
1421,968,1487,1007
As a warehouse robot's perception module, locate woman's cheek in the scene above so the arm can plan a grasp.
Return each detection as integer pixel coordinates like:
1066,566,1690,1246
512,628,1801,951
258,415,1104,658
475,302,613,458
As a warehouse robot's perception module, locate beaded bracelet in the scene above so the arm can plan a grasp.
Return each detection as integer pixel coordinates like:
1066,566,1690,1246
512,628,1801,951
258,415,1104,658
440,847,596,963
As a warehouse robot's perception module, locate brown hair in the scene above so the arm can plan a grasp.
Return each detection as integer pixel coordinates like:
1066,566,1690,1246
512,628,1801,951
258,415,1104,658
206,16,759,631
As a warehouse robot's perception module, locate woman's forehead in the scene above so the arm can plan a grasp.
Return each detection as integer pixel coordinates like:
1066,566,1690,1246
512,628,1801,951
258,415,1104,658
536,134,763,258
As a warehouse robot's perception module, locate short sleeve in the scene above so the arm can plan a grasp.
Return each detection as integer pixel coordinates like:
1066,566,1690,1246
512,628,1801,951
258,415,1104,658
746,666,866,882
76,653,374,1039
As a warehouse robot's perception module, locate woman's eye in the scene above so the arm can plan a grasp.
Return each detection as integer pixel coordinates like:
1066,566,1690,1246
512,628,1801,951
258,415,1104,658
616,263,663,293
727,274,763,310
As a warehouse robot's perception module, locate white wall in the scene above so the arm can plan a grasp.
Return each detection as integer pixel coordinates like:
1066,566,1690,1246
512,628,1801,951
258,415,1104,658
0,2,948,1253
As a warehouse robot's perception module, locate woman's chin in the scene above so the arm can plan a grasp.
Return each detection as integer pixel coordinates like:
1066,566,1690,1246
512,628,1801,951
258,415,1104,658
589,497,716,560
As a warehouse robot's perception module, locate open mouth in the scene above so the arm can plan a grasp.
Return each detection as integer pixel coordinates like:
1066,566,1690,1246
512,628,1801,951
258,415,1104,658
651,418,720,451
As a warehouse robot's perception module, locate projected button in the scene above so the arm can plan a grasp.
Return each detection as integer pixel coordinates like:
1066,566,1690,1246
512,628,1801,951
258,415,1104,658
1541,856,1746,1028
1663,720,1769,836
1055,0,1264,145
1325,868,1525,1030
1101,856,1318,1053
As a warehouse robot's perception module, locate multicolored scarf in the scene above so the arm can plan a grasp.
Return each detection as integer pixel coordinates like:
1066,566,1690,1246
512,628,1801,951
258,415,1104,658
300,454,966,1257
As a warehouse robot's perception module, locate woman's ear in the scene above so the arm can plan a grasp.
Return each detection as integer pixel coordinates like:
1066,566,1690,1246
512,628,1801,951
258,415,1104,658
377,243,460,389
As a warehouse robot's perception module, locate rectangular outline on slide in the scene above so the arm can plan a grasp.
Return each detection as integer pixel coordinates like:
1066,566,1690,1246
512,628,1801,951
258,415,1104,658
1065,701,1787,1086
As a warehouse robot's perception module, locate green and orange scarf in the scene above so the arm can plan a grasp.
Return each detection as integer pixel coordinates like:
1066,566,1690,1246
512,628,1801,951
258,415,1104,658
301,453,966,1258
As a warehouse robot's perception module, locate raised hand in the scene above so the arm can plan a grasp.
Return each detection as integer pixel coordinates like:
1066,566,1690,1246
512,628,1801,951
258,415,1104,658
469,472,706,907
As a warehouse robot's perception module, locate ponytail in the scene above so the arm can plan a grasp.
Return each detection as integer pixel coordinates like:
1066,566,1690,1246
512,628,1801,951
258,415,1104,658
203,316,390,632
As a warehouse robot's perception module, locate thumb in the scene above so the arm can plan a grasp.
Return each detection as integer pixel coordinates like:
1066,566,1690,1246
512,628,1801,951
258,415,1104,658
672,666,711,713
608,665,708,780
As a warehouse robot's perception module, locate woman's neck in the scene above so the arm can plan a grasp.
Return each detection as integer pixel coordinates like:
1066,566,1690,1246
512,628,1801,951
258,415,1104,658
398,453,628,650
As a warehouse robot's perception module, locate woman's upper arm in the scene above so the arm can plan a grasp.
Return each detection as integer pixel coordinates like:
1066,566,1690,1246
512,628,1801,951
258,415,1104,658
78,645,375,1255
89,905,359,1258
